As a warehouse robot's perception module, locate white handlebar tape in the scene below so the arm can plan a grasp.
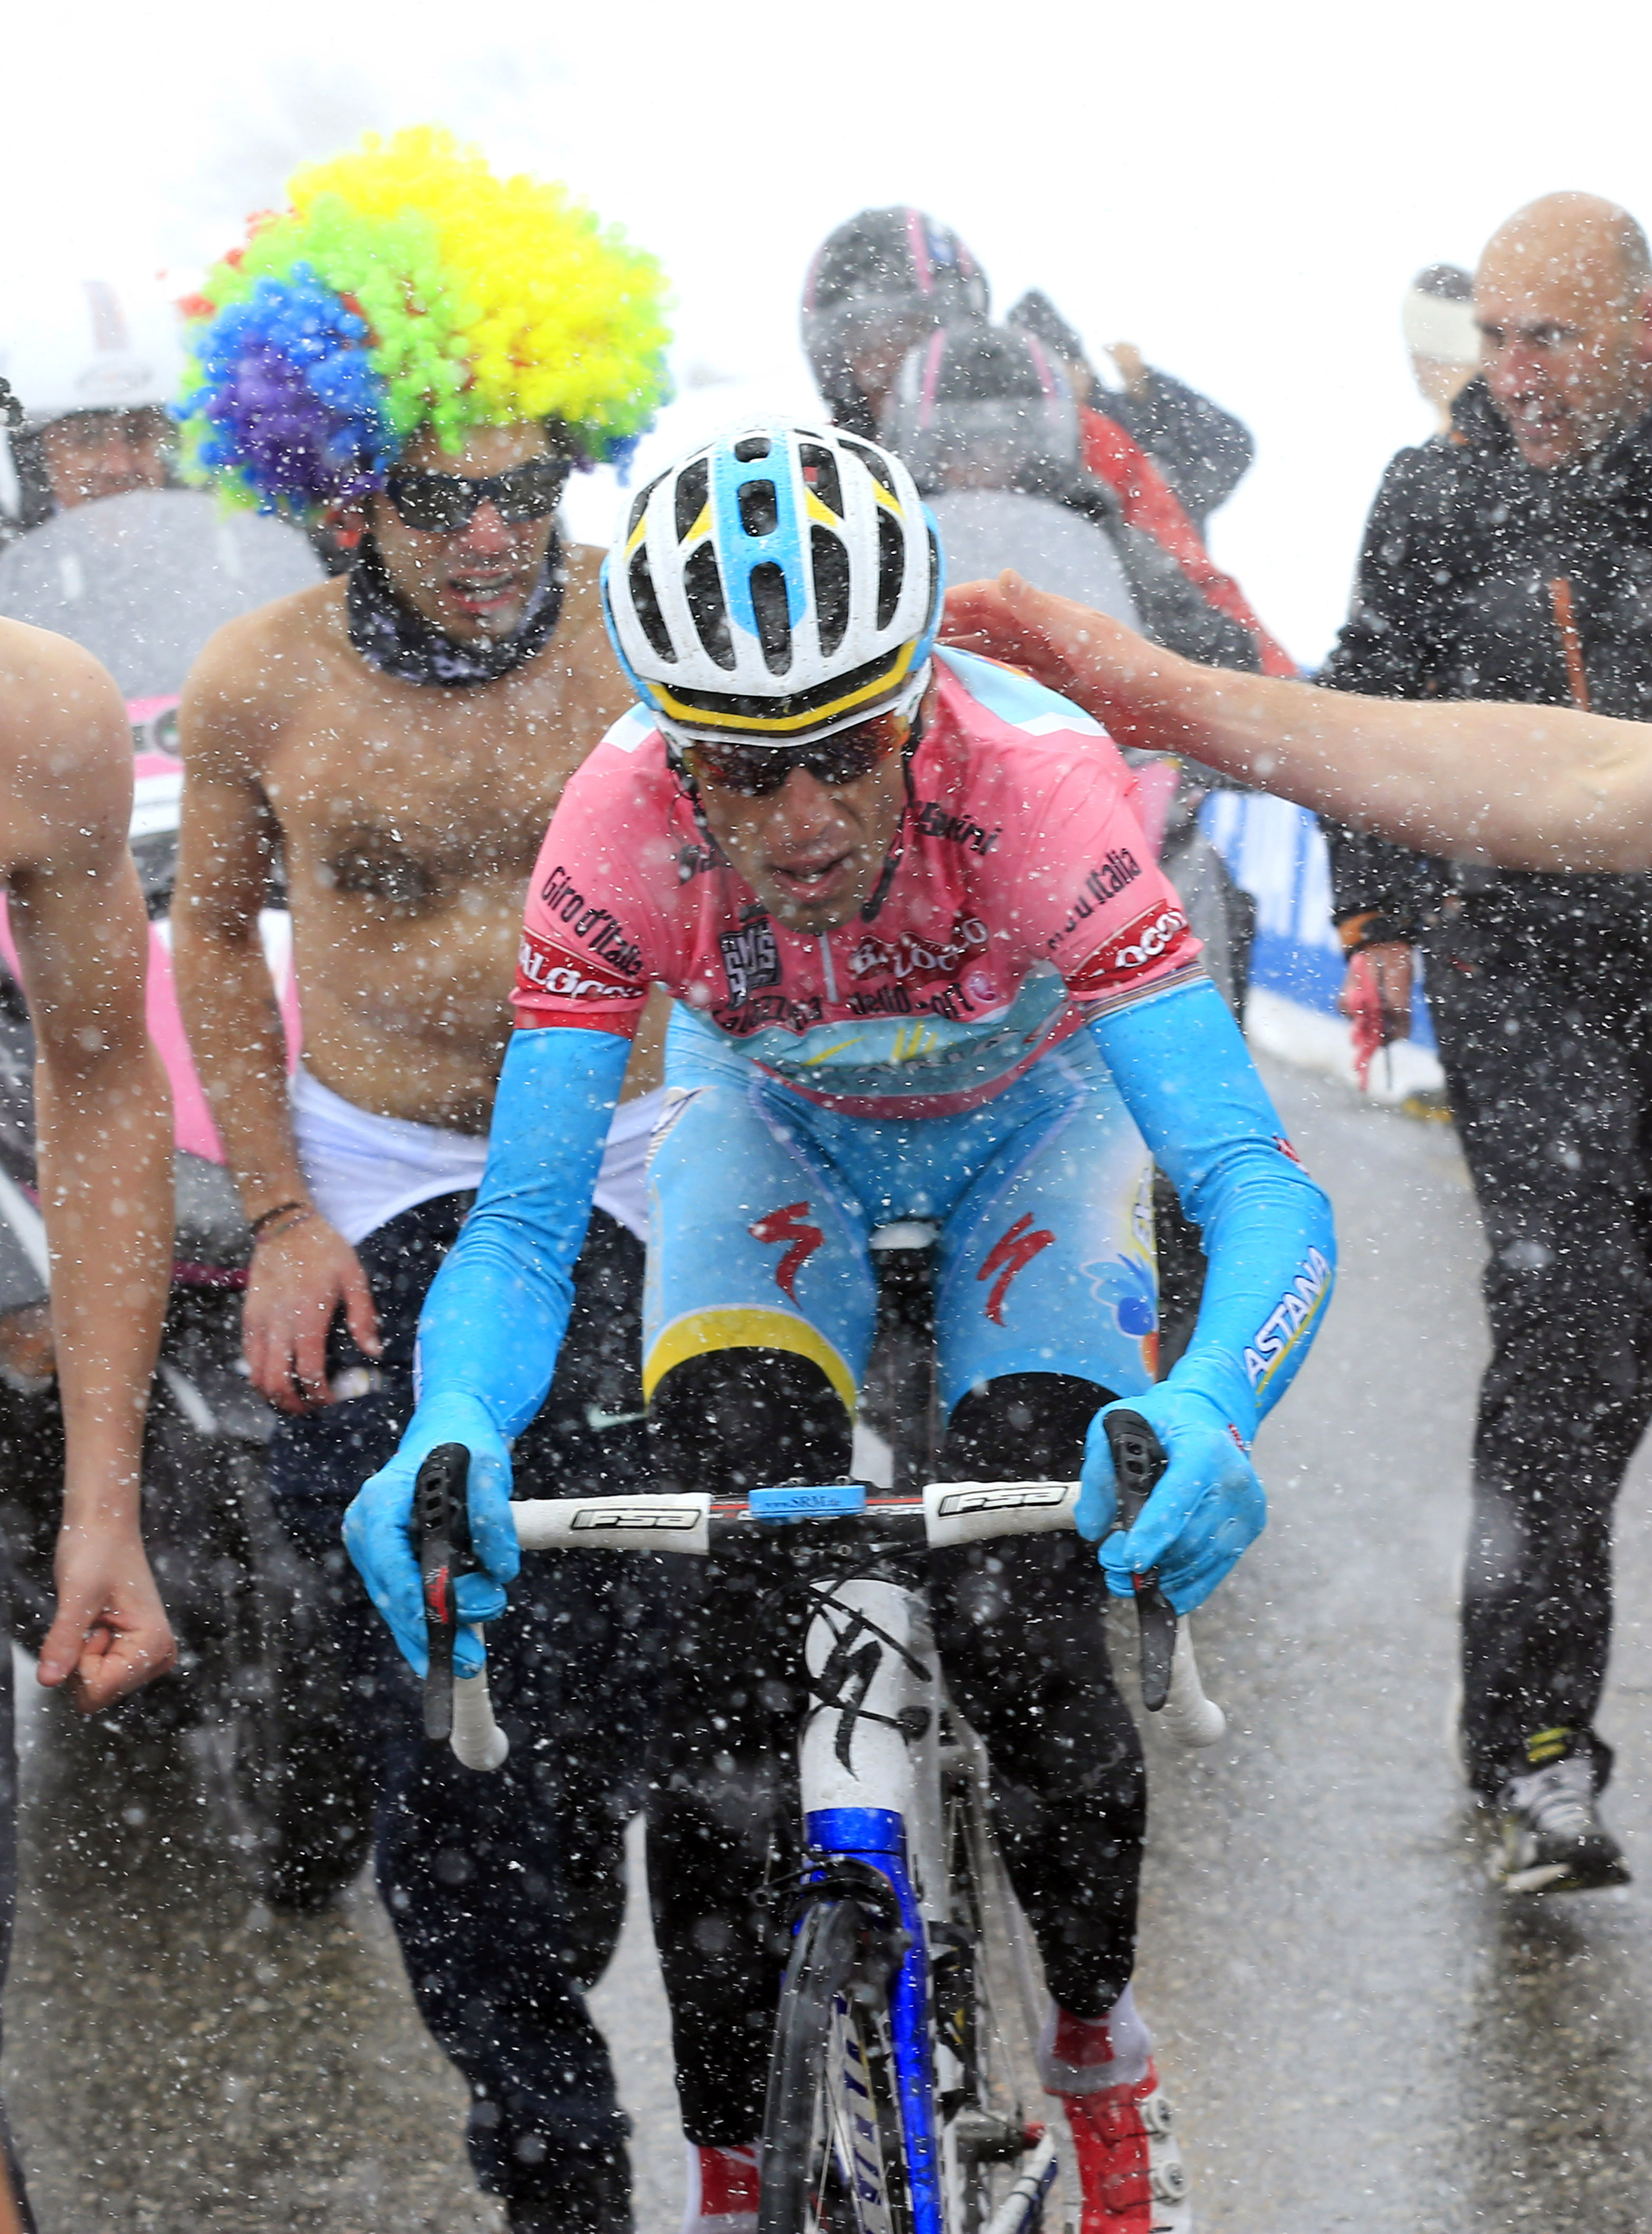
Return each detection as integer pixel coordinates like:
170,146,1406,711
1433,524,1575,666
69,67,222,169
450,1655,510,1772
511,1493,711,1556
1161,1621,1226,1748
921,1480,1081,1547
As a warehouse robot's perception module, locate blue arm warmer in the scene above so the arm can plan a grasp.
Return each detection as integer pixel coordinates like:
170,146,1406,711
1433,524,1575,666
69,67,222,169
1087,977,1335,1444
415,1026,632,1438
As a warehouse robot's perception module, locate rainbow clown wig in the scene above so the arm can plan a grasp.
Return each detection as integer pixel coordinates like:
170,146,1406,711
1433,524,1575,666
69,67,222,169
175,126,671,517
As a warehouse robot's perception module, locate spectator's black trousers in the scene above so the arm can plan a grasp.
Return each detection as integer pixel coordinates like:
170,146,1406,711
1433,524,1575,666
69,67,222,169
1424,904,1652,1794
269,1196,669,2215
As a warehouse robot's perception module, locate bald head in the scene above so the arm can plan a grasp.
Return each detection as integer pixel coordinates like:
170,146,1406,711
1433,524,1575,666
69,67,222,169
1476,193,1652,468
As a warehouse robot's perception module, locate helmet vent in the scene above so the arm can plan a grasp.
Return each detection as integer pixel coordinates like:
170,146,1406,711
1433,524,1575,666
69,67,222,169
684,543,735,669
811,528,851,657
841,436,897,497
875,510,905,631
738,479,779,539
733,434,772,462
674,458,709,542
800,443,843,518
627,552,675,662
627,472,663,543
749,562,793,675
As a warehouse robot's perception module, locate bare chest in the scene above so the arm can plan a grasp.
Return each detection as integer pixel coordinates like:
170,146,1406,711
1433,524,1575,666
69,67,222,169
267,687,577,916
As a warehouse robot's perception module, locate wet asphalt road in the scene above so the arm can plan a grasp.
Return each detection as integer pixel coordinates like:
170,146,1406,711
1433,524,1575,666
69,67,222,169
8,1052,1652,2231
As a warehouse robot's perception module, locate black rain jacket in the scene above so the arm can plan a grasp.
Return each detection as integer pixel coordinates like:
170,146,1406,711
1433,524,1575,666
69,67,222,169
1322,375,1652,938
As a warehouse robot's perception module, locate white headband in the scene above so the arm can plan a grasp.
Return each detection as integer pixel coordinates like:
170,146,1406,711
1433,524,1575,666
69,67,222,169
1401,290,1480,366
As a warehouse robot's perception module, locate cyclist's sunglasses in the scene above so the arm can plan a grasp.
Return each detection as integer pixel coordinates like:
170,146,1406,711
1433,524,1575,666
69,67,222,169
382,457,569,534
681,705,916,798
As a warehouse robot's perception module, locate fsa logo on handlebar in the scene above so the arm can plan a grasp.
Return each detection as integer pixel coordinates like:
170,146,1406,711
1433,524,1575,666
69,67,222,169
570,1505,701,1531
935,1485,1068,1515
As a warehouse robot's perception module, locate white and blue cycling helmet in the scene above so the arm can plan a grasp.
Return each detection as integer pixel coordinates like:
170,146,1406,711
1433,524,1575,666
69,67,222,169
601,420,943,748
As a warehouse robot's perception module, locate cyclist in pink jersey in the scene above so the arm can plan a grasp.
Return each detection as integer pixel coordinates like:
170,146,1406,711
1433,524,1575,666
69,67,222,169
349,423,1335,2233
513,642,1202,1113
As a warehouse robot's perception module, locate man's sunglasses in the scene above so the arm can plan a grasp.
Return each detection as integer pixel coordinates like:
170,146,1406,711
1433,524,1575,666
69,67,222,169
383,457,569,534
681,705,916,798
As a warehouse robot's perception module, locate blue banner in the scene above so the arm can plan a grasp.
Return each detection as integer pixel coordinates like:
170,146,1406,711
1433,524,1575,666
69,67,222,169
1201,791,1436,1053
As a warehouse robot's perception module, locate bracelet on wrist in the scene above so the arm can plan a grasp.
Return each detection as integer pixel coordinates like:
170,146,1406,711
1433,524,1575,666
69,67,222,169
248,1198,306,1238
249,1200,315,1247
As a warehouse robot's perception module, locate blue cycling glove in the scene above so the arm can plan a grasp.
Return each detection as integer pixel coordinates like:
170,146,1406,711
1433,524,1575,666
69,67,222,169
342,1391,512,1678
1076,1385,1266,1614
1079,977,1335,1612
344,1024,630,1677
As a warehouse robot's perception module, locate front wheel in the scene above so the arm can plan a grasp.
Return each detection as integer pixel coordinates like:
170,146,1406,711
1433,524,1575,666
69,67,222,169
759,1897,912,2234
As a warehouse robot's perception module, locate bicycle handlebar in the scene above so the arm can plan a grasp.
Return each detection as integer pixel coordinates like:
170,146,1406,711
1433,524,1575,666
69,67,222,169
415,1437,1227,1772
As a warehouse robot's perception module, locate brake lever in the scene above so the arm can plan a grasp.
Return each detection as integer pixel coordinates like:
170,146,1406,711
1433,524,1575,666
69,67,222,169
415,1442,476,1743
1103,1409,1178,1714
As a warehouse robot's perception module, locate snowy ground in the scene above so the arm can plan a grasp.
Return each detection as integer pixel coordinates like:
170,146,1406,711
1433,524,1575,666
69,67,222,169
11,1051,1652,2230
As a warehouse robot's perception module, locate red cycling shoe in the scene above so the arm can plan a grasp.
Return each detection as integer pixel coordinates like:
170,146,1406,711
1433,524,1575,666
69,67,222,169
1060,2063,1193,2233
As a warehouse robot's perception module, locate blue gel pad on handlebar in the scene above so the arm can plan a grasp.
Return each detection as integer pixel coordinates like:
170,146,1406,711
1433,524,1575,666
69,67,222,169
751,1483,868,1522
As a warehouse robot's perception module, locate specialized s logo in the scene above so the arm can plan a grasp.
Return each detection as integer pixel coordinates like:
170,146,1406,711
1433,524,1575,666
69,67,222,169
1243,1246,1333,1391
516,927,647,1005
750,1202,824,1301
979,1213,1055,1325
1064,900,1192,993
720,914,781,1007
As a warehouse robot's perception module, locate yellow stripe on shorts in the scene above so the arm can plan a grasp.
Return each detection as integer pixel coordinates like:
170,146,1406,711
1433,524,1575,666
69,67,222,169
643,1305,858,1417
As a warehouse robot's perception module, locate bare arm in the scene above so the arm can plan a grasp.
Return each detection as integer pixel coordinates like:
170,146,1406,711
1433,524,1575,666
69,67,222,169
174,619,377,1411
943,573,1652,874
0,624,175,1708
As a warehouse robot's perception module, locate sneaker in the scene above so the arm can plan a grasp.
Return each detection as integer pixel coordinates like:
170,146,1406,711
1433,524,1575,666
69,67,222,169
1493,1752,1631,1894
1061,2063,1193,2232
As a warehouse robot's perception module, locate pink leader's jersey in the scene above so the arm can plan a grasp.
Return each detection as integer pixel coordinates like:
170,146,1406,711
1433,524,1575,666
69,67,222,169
511,648,1203,1119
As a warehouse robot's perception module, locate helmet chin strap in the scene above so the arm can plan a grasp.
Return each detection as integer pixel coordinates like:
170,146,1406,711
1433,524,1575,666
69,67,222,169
858,722,923,925
664,746,730,880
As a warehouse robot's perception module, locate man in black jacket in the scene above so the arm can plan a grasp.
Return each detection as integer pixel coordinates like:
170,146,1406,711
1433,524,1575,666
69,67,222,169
1324,192,1652,1895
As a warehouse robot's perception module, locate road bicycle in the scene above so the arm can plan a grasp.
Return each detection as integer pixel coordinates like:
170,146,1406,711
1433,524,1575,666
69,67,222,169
415,1224,1223,2233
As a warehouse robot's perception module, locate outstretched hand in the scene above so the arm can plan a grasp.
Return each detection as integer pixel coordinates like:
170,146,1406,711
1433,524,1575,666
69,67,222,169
942,573,1197,752
39,1518,177,1713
